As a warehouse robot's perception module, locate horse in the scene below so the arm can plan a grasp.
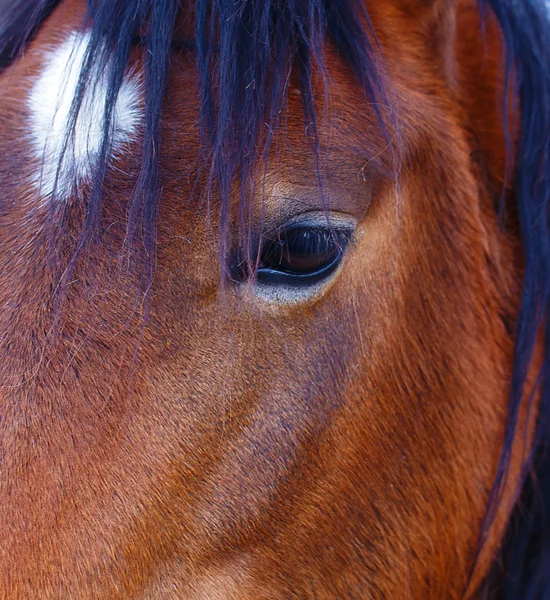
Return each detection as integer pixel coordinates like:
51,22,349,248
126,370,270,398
0,0,548,597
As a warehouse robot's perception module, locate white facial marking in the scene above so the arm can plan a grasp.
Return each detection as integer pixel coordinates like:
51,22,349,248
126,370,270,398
28,32,143,201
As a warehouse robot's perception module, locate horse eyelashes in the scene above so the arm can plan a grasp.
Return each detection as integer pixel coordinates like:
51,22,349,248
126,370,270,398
229,221,353,296
259,226,352,276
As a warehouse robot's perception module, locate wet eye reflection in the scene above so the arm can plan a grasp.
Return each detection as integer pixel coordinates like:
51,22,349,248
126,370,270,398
260,225,352,276
226,216,353,291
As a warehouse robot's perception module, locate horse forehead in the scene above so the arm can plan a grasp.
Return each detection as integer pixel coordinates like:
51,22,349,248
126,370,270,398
27,30,143,202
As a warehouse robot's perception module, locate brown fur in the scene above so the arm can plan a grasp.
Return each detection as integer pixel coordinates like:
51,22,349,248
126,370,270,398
0,0,535,597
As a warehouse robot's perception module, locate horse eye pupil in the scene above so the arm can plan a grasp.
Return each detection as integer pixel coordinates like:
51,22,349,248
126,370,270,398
261,227,349,275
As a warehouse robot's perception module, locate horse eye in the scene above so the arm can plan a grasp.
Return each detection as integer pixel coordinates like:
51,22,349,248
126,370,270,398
257,224,353,285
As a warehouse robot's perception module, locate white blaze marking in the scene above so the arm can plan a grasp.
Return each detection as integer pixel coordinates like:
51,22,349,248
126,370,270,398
28,32,142,200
